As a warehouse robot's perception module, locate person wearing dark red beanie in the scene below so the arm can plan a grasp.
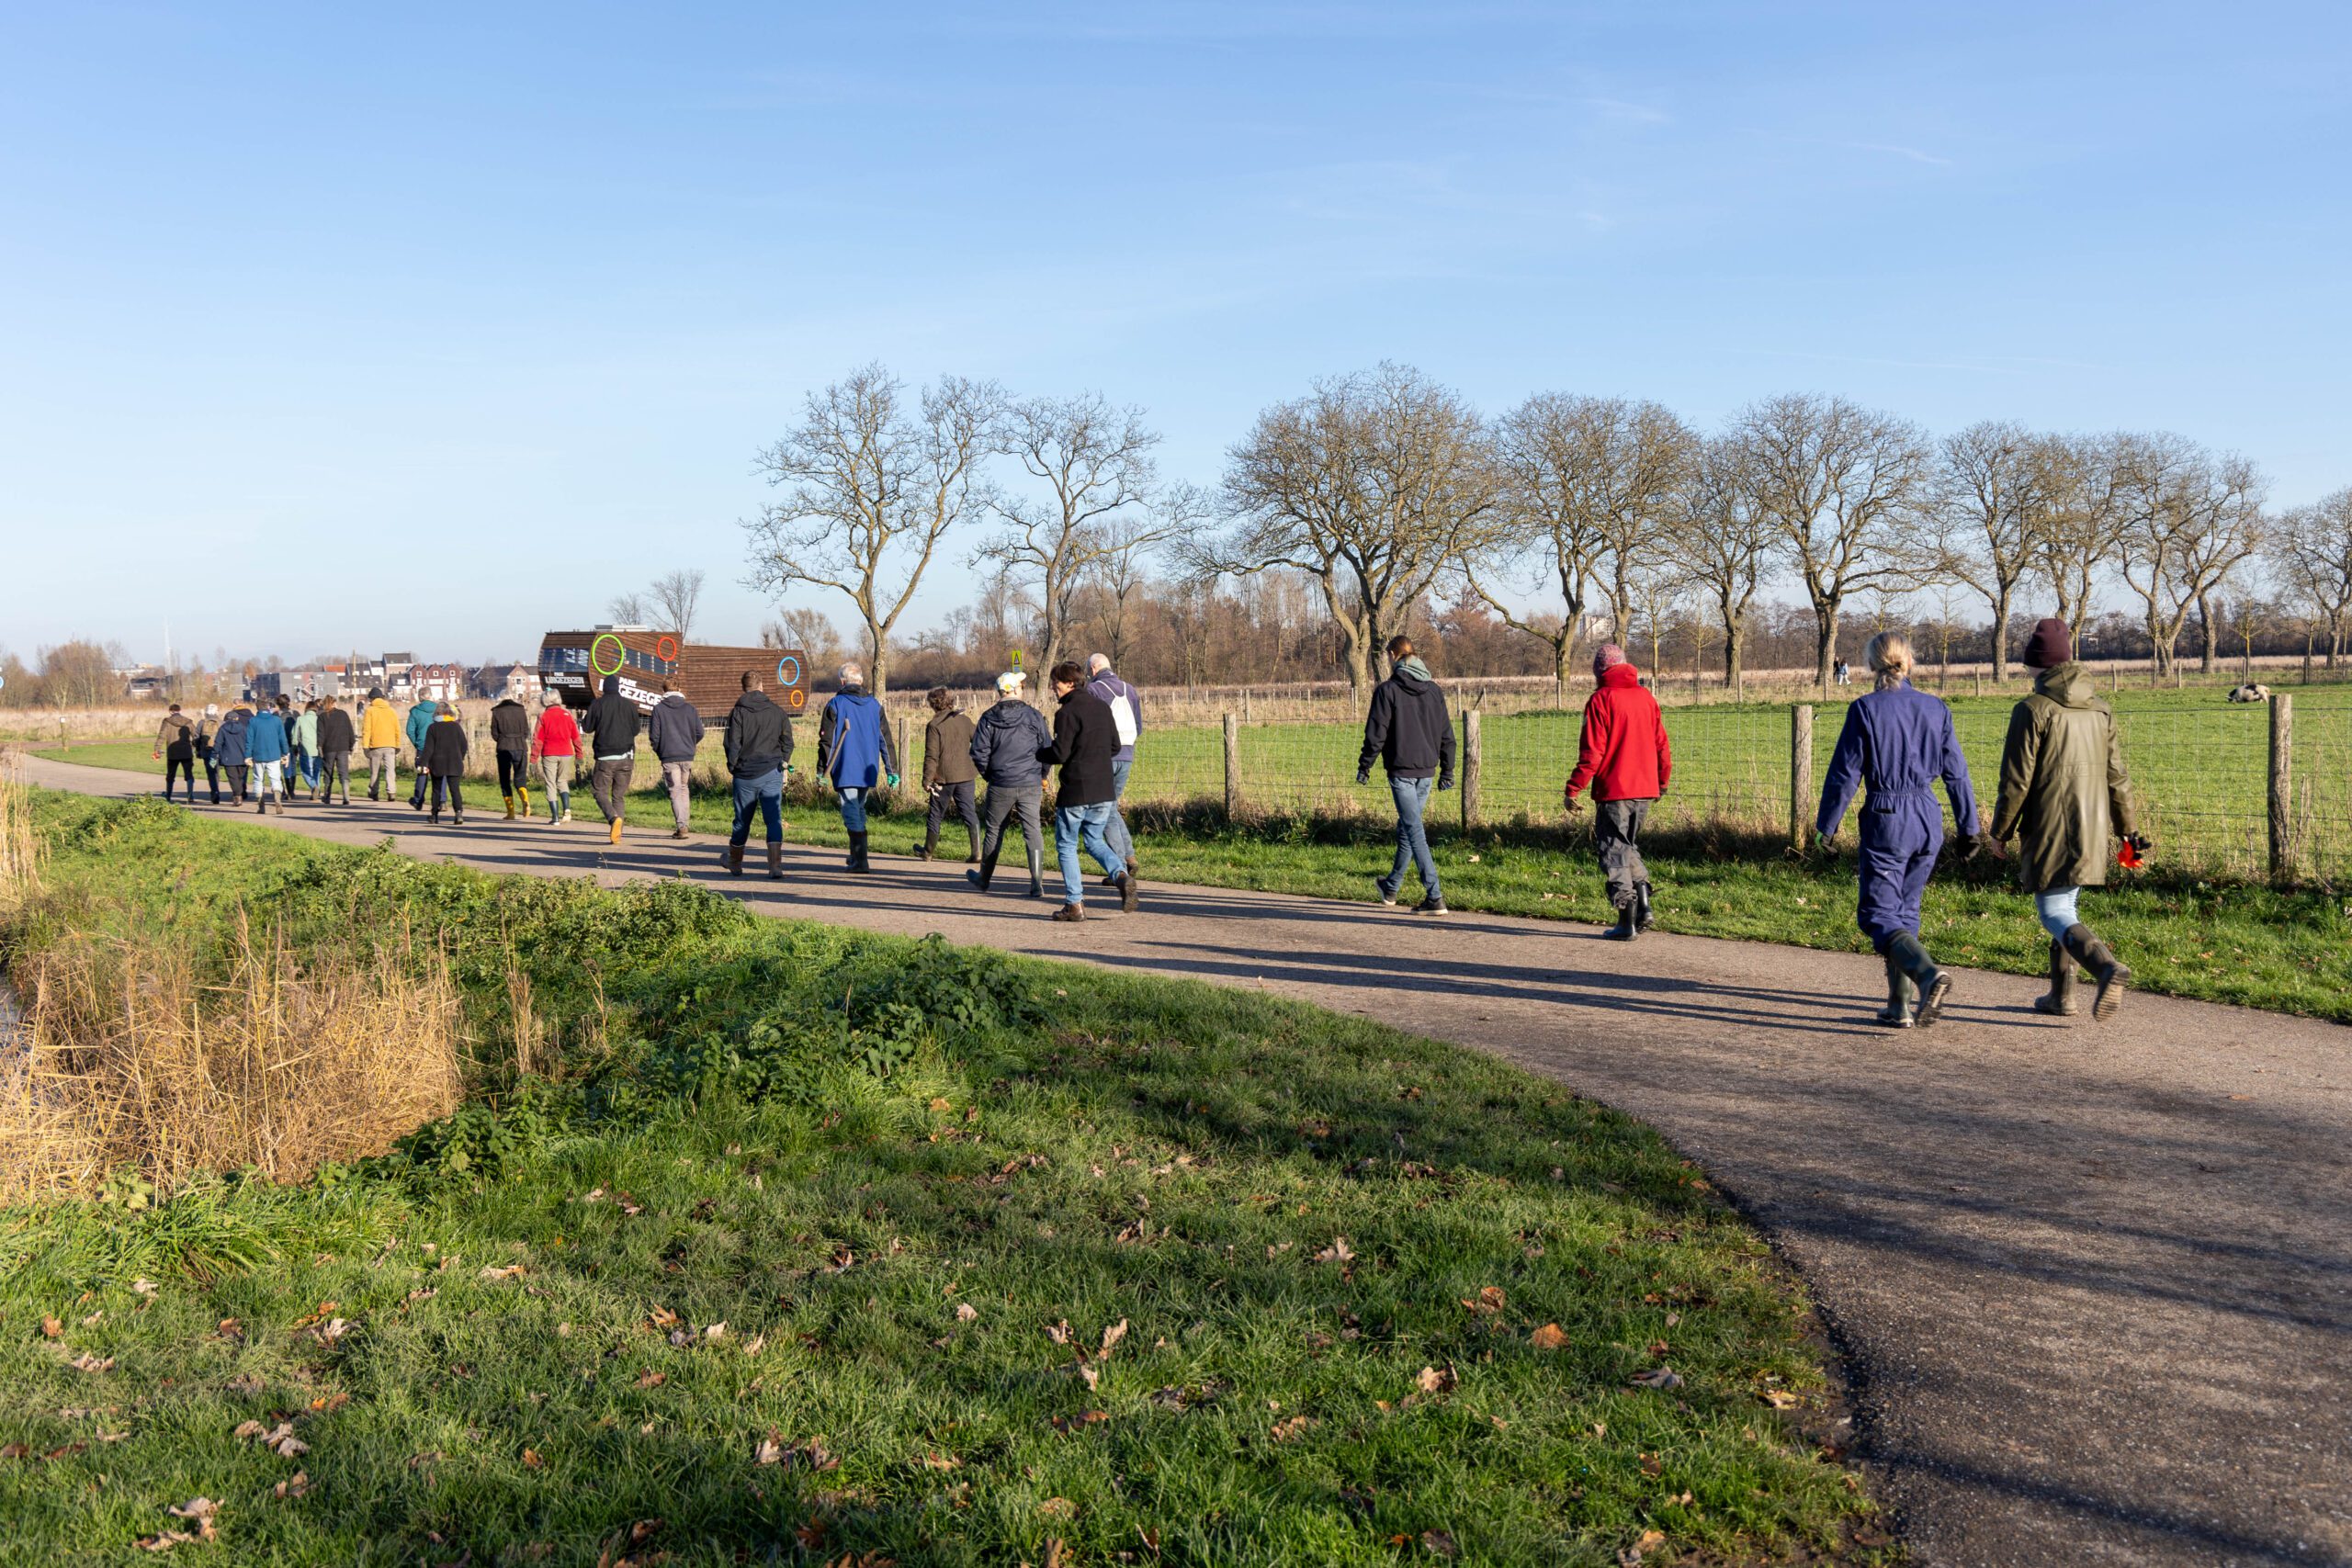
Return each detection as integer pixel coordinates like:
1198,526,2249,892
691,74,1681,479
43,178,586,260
1987,616,2149,1021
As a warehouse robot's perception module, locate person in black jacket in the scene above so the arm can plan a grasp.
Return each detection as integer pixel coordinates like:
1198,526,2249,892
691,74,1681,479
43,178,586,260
1355,636,1454,915
581,674,641,845
488,694,534,819
967,671,1052,897
721,671,792,880
420,701,470,825
315,695,356,806
1041,660,1136,921
647,682,706,840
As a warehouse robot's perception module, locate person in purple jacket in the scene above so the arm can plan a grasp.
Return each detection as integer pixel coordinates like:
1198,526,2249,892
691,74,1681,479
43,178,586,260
1815,632,1983,1029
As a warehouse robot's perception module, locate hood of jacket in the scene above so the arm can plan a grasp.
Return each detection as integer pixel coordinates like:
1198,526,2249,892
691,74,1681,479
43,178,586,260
656,691,690,706
601,675,622,698
1391,656,1434,686
2033,661,2097,708
1598,662,1643,692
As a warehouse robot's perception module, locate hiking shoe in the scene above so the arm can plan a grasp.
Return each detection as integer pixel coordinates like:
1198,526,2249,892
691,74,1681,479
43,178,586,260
1118,871,1139,913
1372,876,1398,907
670,828,688,840
1411,897,1446,916
1052,902,1085,922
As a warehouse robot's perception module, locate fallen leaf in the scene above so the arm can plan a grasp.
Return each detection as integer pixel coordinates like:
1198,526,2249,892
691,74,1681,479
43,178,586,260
921,1450,961,1470
703,1322,728,1341
1077,1362,1100,1391
955,1303,978,1322
1038,1496,1076,1519
1415,1366,1457,1394
68,1353,115,1373
1312,1237,1355,1265
742,1334,766,1358
648,1305,680,1330
1760,1388,1802,1410
1098,1318,1128,1357
40,1316,61,1339
1529,1323,1569,1350
1270,1415,1317,1441
522,1448,544,1470
481,1264,526,1281
928,1098,952,1112
1045,1319,1072,1344
1621,1527,1668,1566
1463,1285,1507,1315
132,1280,158,1296
273,1472,311,1499
135,1531,198,1551
1421,1529,1458,1559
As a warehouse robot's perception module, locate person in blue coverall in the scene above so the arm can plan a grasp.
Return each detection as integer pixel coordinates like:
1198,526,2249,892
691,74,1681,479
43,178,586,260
816,661,899,873
1815,632,1984,1028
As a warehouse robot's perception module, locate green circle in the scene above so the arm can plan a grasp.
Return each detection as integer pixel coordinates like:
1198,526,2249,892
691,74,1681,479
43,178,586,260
590,634,626,677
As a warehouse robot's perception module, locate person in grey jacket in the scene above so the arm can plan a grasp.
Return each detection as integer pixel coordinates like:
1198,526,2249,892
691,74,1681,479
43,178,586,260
647,683,706,840
965,670,1053,898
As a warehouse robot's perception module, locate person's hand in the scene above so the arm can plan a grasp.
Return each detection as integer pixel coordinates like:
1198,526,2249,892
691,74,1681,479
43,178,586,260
151,750,161,761
1436,774,1453,793
886,772,900,789
1355,769,1371,786
1562,792,1584,815
2126,831,2153,855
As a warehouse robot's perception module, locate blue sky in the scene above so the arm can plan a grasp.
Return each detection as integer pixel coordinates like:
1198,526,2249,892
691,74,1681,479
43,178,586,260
3,2,2346,666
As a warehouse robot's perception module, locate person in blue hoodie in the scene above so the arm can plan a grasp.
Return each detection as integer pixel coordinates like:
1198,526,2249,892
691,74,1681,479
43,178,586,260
966,670,1054,897
815,661,899,873
210,705,252,804
405,694,441,808
244,698,290,816
1815,631,1983,1029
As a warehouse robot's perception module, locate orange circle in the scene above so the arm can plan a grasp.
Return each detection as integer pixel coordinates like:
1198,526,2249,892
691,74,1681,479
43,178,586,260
655,636,678,662
787,688,806,710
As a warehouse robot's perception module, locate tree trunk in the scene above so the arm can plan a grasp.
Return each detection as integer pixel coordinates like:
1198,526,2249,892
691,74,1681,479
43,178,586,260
1989,587,2012,683
1814,600,1840,688
1721,615,1746,690
2196,591,2218,672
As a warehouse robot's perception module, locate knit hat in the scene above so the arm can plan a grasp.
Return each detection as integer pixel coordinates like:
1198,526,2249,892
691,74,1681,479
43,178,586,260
1591,643,1628,676
996,671,1025,694
2022,618,2072,669
204,704,219,717
368,686,383,700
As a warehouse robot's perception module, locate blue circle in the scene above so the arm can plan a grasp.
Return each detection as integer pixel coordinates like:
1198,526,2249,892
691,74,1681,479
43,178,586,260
775,655,801,689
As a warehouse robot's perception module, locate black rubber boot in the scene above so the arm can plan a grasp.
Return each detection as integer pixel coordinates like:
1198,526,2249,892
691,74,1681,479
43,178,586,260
1634,881,1656,932
2033,939,2078,1017
847,831,871,873
965,825,981,864
1606,902,1637,941
967,848,999,891
1886,931,1951,1026
1874,949,1915,1028
917,824,938,861
2062,924,2128,1021
1025,842,1044,898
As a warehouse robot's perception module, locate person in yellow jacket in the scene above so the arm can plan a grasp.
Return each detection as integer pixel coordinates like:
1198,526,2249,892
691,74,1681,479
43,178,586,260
358,686,404,802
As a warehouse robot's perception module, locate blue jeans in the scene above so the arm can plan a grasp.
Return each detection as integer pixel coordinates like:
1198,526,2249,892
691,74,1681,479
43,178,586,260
1380,774,1439,899
730,768,784,844
293,750,322,789
1054,800,1126,905
2035,886,2081,942
1106,755,1134,863
837,785,869,833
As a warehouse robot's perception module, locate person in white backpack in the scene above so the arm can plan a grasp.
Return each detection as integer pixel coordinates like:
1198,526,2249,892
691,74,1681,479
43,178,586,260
1085,653,1142,871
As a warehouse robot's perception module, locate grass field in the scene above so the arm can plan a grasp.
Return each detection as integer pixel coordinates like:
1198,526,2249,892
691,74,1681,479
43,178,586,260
1,793,1885,1564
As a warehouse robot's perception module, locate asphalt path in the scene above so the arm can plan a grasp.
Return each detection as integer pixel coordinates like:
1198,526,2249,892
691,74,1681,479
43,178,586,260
24,754,2352,1567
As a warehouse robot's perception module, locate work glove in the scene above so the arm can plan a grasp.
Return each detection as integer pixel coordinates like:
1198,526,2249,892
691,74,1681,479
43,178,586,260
1355,769,1371,786
886,772,900,789
2126,831,2154,855
1435,774,1454,793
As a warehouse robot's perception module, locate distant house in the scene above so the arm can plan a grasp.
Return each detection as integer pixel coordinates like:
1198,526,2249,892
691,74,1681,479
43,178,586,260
122,666,172,701
408,662,467,704
470,663,542,702
249,670,345,703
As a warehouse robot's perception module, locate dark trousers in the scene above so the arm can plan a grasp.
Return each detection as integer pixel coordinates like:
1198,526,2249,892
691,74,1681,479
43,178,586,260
224,764,249,802
164,758,195,801
926,779,980,838
429,773,464,817
200,758,220,803
321,751,352,803
496,750,528,796
591,758,634,823
980,782,1044,882
410,753,430,805
1594,797,1652,909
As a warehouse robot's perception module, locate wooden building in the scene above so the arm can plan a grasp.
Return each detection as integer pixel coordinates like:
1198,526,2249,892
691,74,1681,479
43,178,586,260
537,627,809,716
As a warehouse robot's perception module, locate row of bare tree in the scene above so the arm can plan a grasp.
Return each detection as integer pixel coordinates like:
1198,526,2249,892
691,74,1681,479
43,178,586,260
741,362,2352,698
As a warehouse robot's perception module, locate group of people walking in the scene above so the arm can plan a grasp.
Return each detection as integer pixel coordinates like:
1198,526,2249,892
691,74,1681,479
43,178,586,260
151,617,2142,1024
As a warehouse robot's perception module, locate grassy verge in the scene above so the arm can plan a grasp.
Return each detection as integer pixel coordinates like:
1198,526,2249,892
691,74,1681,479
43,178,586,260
35,739,2352,1023
0,793,1883,1565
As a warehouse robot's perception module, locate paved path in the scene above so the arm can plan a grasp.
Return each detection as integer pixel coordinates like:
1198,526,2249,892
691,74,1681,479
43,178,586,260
25,756,2352,1567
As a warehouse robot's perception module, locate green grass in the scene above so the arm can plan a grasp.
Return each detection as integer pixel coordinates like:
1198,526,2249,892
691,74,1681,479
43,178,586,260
1,793,1885,1565
39,726,2352,1023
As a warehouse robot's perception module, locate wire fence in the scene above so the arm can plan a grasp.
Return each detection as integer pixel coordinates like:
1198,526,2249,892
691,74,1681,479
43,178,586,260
879,685,2352,884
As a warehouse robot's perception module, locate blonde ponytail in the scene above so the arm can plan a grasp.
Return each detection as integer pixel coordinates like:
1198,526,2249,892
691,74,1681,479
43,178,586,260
1864,631,1914,692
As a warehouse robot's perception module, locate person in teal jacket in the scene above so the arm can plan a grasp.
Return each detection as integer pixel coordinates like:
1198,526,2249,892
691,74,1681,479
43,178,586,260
406,695,440,808
245,700,290,816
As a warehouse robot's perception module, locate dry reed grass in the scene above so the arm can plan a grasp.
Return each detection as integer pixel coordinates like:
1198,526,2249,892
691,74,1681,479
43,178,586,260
0,913,464,1201
0,749,41,908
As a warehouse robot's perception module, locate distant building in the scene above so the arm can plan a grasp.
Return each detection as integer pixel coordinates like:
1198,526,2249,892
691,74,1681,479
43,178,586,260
122,666,172,701
470,662,543,702
408,662,467,704
249,669,345,703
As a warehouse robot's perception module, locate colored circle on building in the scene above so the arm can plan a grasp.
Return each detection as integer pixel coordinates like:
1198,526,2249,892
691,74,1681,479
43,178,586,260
775,654,801,689
655,636,679,663
787,688,806,710
590,634,626,677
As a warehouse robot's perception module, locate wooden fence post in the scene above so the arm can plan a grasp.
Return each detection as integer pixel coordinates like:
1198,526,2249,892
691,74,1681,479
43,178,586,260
1973,671,1984,698
2268,693,2293,881
1222,712,1239,821
894,716,912,791
1790,704,1815,852
1461,708,1482,829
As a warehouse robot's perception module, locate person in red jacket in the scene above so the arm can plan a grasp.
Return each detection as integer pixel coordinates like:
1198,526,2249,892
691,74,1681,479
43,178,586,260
530,694,583,826
1562,643,1673,941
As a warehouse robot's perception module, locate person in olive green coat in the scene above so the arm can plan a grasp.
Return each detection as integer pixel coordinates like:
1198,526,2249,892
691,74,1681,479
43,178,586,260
1987,617,2150,1023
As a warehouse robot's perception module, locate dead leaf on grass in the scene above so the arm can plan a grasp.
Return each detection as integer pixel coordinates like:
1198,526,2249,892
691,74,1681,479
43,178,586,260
1270,1416,1317,1442
1760,1388,1803,1410
1415,1366,1457,1394
1098,1319,1127,1357
635,1371,667,1389
273,1472,311,1499
481,1264,527,1281
522,1448,545,1470
1420,1529,1458,1558
1038,1496,1076,1519
68,1353,116,1373
1462,1286,1506,1315
40,1316,61,1339
1312,1237,1355,1265
955,1303,978,1322
1620,1527,1667,1565
1628,1368,1684,1391
1529,1323,1569,1350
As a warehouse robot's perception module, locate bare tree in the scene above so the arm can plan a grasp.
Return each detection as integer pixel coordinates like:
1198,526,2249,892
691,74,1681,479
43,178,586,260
1460,394,1690,690
1210,364,1504,695
2027,433,2132,642
2114,434,2267,676
978,392,1160,674
1092,485,1201,671
1731,393,1934,687
606,591,649,626
762,606,843,669
743,365,1003,700
2271,487,2352,666
1933,420,2051,682
647,570,707,642
1664,437,1775,691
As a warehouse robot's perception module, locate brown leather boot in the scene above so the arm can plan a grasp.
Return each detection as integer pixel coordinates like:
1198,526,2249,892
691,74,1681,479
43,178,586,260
765,842,784,881
725,843,743,877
